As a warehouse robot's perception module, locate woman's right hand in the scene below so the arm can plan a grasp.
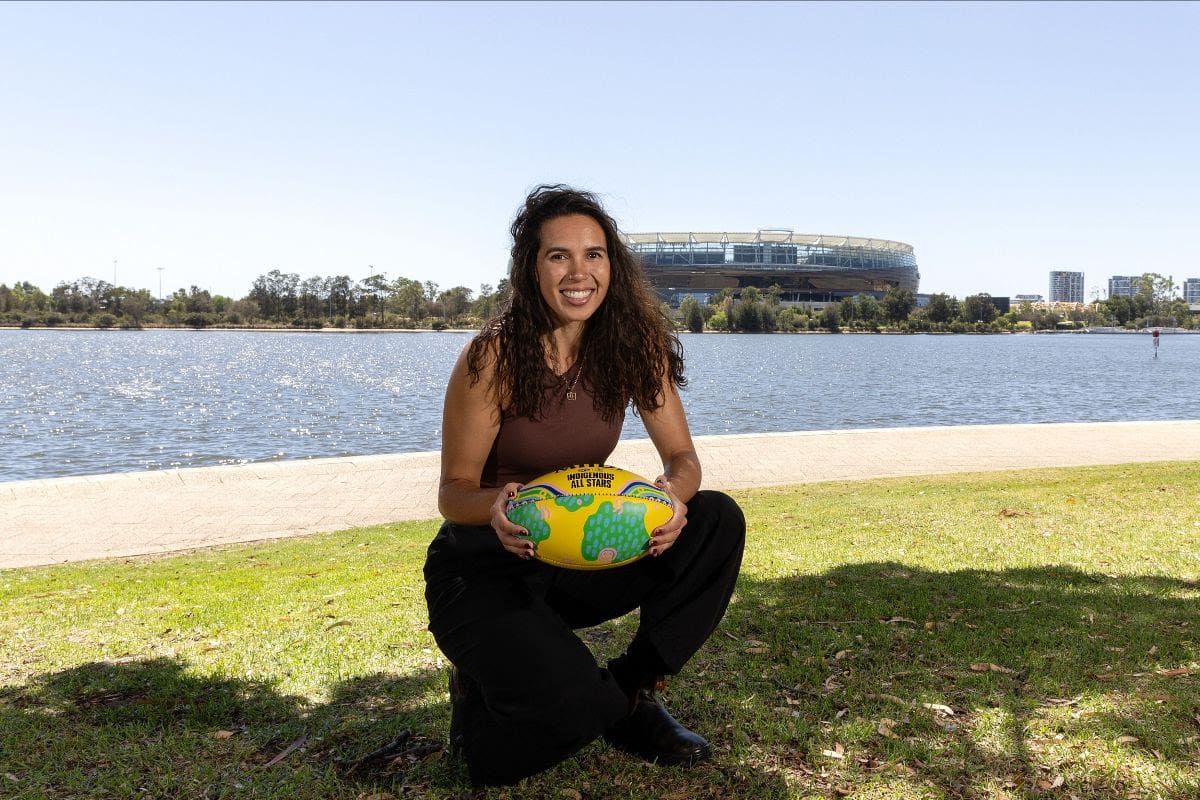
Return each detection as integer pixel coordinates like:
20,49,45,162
490,482,535,559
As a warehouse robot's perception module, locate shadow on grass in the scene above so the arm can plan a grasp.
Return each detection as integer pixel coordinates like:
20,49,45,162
2,562,1197,798
720,562,1200,798
0,656,465,798
0,655,790,798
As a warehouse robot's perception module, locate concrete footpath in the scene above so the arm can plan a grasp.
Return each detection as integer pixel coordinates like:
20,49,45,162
2,420,1198,570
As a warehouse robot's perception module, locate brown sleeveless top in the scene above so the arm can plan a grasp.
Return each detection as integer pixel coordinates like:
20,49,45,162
480,368,624,488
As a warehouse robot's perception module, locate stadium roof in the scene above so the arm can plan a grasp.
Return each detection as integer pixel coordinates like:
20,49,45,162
623,230,913,254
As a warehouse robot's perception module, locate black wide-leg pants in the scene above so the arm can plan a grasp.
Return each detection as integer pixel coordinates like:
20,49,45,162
423,490,745,786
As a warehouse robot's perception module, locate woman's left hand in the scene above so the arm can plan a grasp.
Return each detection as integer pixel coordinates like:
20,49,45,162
648,476,688,556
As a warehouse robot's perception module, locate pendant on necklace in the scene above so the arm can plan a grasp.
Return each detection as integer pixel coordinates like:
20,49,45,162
561,349,585,401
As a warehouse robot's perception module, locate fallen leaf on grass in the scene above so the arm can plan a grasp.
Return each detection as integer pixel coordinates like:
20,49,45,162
883,617,918,625
1156,667,1191,678
1116,735,1139,744
102,655,141,665
745,646,769,654
1036,775,1065,790
263,734,308,767
970,662,1018,674
922,702,955,715
324,620,352,631
5,774,18,783
876,719,900,739
1029,735,1065,747
213,730,236,739
821,743,845,759
867,693,908,706
999,508,1032,517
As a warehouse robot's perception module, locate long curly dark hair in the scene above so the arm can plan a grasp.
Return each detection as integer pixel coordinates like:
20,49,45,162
467,184,685,421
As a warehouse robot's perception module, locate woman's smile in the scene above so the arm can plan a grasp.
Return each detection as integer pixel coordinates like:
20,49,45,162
536,214,611,326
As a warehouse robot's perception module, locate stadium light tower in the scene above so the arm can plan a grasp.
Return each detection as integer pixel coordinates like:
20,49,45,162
156,267,165,300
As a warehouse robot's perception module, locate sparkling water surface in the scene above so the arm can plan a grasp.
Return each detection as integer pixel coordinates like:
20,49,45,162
1,329,1195,483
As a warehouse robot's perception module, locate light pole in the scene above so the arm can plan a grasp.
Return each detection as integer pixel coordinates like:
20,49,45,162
156,267,165,301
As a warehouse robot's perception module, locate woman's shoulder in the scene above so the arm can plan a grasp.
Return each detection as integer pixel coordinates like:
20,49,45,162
459,323,512,406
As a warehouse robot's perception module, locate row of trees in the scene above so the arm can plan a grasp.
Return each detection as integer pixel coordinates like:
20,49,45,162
1,269,1192,332
0,271,513,330
680,286,1010,333
674,271,1194,333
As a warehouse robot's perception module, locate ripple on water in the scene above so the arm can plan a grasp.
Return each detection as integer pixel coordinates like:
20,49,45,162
1,329,1197,481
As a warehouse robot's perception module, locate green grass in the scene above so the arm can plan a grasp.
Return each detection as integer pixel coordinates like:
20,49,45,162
2,462,1198,799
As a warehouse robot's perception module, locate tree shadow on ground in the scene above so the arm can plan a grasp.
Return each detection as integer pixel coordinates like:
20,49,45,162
716,562,1200,799
2,562,1197,798
0,655,790,798
0,656,457,798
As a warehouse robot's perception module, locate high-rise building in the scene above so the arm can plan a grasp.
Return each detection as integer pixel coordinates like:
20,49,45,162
1184,278,1200,304
1107,275,1141,299
1049,271,1084,303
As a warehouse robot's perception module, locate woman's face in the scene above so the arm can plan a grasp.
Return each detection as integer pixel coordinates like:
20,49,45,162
535,214,611,328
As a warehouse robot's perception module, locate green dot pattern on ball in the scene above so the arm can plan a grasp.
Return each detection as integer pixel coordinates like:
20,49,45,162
581,500,651,564
554,495,594,511
507,502,550,543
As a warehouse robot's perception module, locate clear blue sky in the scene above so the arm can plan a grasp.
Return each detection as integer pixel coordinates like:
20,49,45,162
2,1,1197,302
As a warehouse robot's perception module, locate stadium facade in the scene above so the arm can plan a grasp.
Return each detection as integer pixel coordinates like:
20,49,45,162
625,229,919,306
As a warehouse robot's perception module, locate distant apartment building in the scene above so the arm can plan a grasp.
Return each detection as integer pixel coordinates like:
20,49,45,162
1048,270,1084,303
1014,293,1043,304
1107,275,1141,299
1184,278,1200,304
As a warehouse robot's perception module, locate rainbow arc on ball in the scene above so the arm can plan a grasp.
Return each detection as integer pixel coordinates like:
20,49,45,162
505,464,673,570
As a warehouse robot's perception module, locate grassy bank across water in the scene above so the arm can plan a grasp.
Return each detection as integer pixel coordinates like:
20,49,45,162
2,462,1198,799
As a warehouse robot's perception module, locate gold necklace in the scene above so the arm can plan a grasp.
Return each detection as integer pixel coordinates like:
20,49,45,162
560,350,586,401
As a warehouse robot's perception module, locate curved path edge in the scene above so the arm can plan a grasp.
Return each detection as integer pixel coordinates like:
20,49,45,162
2,420,1198,569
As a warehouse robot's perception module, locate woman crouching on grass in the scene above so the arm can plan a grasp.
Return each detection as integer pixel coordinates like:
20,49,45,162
424,184,745,786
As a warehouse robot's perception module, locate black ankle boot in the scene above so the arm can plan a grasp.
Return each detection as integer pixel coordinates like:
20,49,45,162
603,682,711,766
448,666,478,756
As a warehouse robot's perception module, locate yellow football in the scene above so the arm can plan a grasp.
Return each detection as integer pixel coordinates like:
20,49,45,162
505,464,674,570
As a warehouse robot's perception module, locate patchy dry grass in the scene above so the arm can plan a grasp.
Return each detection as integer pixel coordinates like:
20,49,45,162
2,461,1198,799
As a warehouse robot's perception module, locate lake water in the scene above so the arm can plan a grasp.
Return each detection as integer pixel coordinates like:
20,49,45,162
1,329,1196,483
